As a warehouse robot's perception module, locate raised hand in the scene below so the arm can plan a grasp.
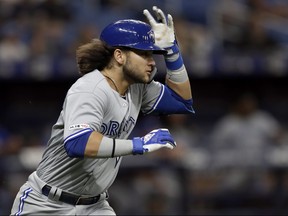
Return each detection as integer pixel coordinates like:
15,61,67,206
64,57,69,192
143,6,175,49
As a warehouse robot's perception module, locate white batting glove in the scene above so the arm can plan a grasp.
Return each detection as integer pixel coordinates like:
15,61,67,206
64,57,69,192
144,6,188,82
143,6,175,49
132,128,176,155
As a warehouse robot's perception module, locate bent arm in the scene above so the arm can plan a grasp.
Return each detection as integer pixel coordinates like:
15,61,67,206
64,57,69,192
143,42,194,115
65,129,176,158
64,129,133,158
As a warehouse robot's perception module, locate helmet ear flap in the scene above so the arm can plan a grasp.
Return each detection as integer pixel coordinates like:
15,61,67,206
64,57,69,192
100,19,166,55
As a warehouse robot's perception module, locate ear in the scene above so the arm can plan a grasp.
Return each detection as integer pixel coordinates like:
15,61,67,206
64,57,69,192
113,49,126,65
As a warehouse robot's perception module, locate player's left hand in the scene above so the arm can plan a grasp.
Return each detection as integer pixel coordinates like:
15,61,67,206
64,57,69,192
132,128,176,155
143,6,175,49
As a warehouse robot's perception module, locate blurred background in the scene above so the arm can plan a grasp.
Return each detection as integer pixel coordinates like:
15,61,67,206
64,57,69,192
1,0,288,215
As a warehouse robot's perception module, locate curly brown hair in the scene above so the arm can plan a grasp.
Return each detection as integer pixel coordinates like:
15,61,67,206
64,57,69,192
76,39,115,75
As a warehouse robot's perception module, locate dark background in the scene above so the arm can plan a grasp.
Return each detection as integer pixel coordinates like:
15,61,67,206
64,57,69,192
1,76,288,132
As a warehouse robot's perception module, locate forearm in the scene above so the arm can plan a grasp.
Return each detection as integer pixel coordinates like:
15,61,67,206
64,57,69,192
166,78,192,100
164,43,192,100
84,129,176,158
142,7,192,100
84,131,133,158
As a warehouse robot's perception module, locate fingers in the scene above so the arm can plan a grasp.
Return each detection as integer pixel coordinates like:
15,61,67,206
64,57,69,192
143,9,157,27
165,143,175,150
167,14,174,29
169,141,177,147
143,143,175,153
158,130,176,147
144,6,169,25
160,136,176,146
152,6,167,24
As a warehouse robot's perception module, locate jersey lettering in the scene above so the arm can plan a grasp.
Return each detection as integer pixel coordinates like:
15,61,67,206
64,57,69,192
121,116,136,134
101,117,136,137
108,121,120,136
100,123,107,134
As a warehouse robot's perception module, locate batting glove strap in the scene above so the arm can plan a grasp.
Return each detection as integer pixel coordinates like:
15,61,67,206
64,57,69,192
132,137,145,155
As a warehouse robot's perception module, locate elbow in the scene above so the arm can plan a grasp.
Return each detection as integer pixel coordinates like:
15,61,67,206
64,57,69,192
64,142,84,158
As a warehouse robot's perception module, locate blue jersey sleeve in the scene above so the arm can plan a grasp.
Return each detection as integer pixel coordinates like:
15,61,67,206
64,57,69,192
146,85,195,115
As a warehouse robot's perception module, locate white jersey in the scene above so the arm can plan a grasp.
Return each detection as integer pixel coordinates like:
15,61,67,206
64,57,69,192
36,70,163,196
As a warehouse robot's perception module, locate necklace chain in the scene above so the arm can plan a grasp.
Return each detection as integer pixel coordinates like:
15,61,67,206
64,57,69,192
104,75,120,93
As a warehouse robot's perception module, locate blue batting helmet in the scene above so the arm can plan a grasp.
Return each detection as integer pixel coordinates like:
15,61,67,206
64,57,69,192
100,19,166,54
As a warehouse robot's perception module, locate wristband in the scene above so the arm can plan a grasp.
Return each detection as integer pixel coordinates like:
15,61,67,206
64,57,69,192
165,53,184,71
132,137,144,155
164,41,184,71
164,42,188,82
164,42,180,56
97,136,133,157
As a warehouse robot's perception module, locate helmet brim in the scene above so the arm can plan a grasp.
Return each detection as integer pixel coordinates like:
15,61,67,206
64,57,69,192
151,46,167,55
132,43,167,55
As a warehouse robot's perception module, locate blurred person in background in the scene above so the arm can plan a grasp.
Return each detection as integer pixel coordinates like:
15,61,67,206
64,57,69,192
240,0,288,51
210,92,283,168
210,0,288,51
0,27,29,78
209,92,284,209
0,125,24,215
0,125,24,175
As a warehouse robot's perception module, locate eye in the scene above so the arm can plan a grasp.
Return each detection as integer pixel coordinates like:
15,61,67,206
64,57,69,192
134,50,153,58
143,51,153,57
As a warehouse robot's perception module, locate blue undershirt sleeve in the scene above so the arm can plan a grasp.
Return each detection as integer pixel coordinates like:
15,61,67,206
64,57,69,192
64,129,93,158
150,85,195,115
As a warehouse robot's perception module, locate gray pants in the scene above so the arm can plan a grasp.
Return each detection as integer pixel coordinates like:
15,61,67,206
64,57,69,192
10,172,116,215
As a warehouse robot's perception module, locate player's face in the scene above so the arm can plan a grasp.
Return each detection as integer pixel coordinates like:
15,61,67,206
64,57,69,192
123,49,156,84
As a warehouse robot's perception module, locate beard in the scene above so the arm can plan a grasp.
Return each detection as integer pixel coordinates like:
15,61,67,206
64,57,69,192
123,58,150,84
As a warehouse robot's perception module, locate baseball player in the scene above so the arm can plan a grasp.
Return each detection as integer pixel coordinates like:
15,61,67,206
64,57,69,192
10,6,194,215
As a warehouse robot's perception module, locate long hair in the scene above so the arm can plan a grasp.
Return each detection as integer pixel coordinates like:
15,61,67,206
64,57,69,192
76,39,115,76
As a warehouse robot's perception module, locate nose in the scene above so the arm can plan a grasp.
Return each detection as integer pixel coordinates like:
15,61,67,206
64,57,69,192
148,56,156,67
